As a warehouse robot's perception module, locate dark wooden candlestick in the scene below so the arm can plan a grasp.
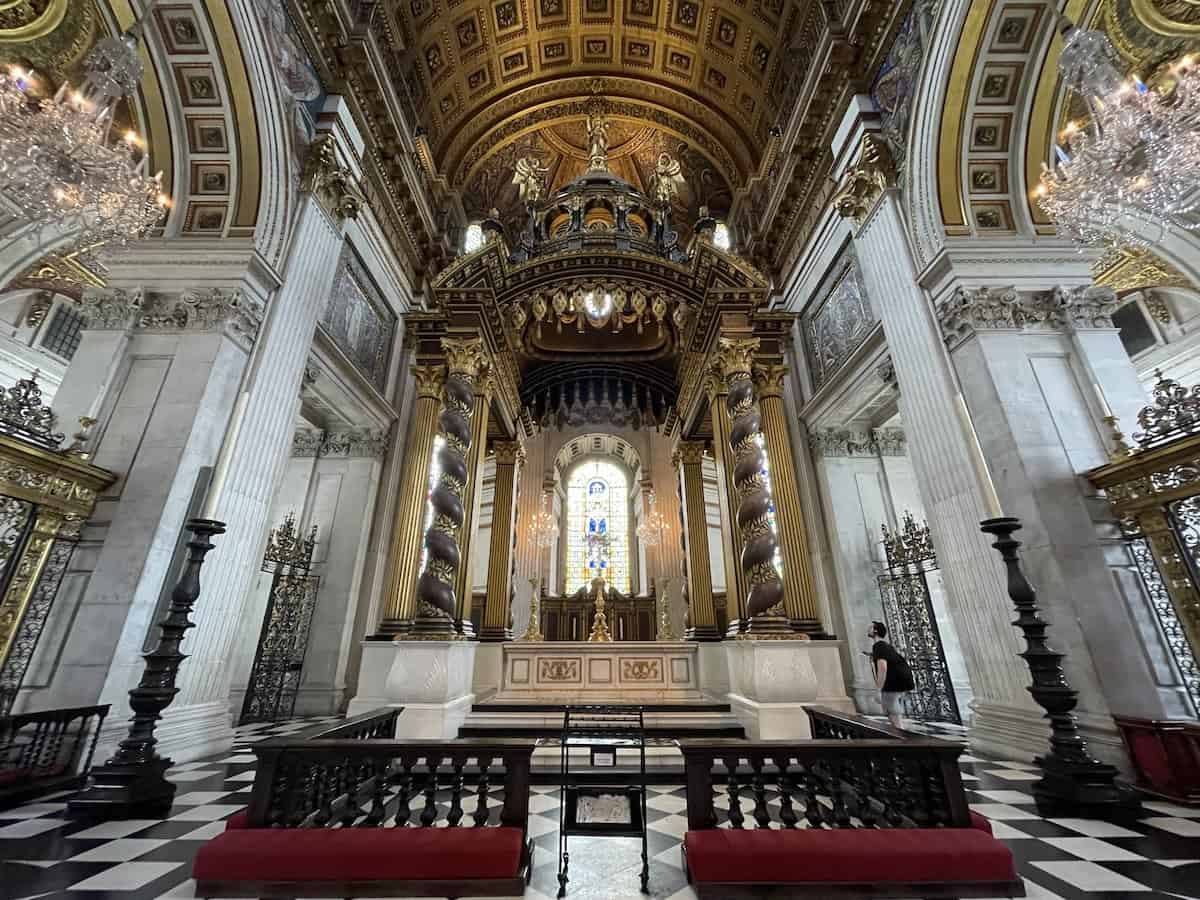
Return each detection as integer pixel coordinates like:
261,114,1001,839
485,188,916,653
69,517,226,819
979,516,1137,817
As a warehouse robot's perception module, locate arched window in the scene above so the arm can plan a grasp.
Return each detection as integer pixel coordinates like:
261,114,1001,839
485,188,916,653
565,459,631,592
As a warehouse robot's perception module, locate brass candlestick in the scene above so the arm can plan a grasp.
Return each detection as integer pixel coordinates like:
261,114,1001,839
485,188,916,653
520,576,545,641
587,579,612,642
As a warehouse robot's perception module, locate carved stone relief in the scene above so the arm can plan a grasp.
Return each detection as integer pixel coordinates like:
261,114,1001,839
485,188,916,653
321,246,396,392
802,249,878,389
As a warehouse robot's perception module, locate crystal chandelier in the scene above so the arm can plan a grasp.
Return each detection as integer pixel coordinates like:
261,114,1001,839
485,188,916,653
636,489,666,546
0,24,168,260
531,491,558,548
1035,23,1200,250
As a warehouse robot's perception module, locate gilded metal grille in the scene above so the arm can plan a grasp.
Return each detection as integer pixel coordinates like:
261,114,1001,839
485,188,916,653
0,497,35,596
0,539,73,716
1127,533,1200,714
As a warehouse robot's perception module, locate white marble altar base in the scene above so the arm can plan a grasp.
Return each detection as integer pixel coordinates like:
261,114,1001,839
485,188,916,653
725,640,853,740
495,641,702,701
346,639,477,738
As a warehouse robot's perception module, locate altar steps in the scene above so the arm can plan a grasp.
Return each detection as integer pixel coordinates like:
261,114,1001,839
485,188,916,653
458,701,746,780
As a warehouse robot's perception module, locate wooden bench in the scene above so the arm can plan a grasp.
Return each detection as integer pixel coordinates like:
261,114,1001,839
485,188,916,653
679,729,1024,899
193,709,537,898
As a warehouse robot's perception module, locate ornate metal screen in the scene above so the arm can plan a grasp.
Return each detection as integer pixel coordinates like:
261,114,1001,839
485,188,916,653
239,514,320,724
876,512,962,725
1088,373,1200,717
0,375,114,716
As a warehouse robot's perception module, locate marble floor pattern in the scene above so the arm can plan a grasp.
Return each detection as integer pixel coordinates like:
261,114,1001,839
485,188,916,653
0,717,1198,900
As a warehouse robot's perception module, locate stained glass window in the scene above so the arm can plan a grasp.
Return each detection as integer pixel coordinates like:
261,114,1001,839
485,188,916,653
565,459,630,593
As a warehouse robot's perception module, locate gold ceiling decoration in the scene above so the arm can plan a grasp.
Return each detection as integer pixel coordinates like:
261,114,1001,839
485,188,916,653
514,281,687,338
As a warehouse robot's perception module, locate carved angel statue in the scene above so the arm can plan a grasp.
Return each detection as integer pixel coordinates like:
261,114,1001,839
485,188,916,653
512,156,548,204
586,112,610,171
651,152,686,206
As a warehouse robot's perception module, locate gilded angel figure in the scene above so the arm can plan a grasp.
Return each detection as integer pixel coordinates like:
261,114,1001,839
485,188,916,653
512,156,548,204
651,152,686,206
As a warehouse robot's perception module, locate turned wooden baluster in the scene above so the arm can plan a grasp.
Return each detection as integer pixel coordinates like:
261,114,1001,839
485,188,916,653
447,757,465,827
777,760,799,829
723,756,745,828
420,757,440,826
473,759,491,827
750,758,771,828
393,758,414,827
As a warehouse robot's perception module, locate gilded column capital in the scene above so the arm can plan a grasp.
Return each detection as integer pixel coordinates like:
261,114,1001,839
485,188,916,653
441,336,487,379
832,133,896,224
412,364,445,399
302,133,364,221
753,365,789,399
673,441,707,467
704,368,727,399
715,337,760,381
493,440,525,466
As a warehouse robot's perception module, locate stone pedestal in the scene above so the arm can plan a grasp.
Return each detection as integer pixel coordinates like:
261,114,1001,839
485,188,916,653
724,640,852,739
347,640,477,738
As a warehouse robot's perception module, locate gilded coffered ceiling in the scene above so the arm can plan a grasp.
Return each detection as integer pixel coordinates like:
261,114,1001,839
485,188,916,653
383,0,804,199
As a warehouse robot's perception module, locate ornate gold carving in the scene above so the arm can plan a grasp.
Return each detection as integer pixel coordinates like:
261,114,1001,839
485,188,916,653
538,658,580,681
673,441,707,467
441,336,487,378
413,365,445,400
621,659,662,681
753,365,788,399
650,153,686,207
301,134,364,221
492,440,525,466
1094,246,1192,294
0,0,68,41
832,134,896,224
512,156,548,204
714,337,759,380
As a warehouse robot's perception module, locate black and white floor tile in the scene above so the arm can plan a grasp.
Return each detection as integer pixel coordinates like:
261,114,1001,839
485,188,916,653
1,716,1199,900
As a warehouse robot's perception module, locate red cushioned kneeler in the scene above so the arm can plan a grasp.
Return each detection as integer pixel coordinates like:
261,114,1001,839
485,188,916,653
969,810,993,835
684,828,1017,885
222,810,249,830
193,826,525,882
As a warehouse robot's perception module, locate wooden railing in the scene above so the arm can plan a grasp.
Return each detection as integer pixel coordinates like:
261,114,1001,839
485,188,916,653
680,737,970,831
288,707,403,742
0,703,109,807
245,713,535,833
805,706,912,740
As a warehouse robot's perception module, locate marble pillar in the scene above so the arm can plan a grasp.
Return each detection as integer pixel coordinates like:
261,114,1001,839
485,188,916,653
480,440,523,641
376,365,443,634
756,365,823,635
832,123,1042,758
168,114,367,757
674,441,720,640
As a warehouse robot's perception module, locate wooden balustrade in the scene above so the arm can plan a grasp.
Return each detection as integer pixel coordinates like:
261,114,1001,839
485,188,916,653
0,703,109,808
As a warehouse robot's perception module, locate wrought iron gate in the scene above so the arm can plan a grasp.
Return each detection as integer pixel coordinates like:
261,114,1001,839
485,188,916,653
877,512,962,725
239,514,320,724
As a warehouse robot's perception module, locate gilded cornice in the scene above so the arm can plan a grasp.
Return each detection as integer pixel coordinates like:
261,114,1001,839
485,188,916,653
0,434,115,519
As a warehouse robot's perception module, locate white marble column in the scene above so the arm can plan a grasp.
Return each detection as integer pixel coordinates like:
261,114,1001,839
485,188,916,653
832,107,1042,759
167,104,365,757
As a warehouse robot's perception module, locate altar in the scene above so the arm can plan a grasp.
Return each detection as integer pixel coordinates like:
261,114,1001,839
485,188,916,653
494,641,703,702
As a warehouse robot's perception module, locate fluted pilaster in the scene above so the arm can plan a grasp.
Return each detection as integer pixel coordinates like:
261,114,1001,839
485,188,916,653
454,373,494,635
481,440,524,641
376,365,444,634
412,337,488,639
705,370,748,633
674,441,720,640
755,365,821,635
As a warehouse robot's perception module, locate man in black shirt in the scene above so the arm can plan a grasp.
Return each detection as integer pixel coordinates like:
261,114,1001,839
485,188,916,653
869,621,913,728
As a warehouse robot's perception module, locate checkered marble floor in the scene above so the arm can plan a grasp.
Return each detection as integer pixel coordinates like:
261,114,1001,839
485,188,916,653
1,716,1199,900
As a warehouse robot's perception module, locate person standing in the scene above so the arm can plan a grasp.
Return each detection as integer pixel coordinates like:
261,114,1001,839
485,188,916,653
869,621,914,728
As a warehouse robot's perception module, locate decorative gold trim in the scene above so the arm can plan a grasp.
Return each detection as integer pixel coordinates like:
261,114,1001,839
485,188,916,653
0,0,68,43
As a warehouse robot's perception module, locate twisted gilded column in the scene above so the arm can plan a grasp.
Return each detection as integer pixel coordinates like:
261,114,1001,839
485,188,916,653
481,440,524,641
376,365,444,635
454,372,494,636
717,337,789,638
411,337,488,639
706,370,749,634
755,364,821,636
674,441,720,640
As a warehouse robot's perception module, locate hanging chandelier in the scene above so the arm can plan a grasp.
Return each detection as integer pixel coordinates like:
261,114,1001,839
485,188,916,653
636,490,666,547
531,492,558,548
0,23,168,260
1035,23,1200,250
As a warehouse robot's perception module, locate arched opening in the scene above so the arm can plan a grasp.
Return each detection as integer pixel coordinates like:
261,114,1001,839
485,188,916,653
564,457,632,593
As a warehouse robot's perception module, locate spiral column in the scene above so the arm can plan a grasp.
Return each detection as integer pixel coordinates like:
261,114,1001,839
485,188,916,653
411,337,488,640
716,337,790,638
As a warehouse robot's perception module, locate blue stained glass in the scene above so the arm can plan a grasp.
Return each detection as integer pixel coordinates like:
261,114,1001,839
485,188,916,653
566,459,630,592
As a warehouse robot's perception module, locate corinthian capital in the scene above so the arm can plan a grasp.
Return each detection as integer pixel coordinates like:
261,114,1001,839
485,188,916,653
832,134,895,224
753,364,788,398
714,337,759,381
492,440,525,466
441,336,487,379
936,284,1119,350
412,364,445,399
673,440,707,467
79,287,145,330
302,133,364,221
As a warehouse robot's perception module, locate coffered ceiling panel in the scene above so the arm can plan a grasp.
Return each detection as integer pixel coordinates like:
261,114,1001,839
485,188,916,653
384,0,808,193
